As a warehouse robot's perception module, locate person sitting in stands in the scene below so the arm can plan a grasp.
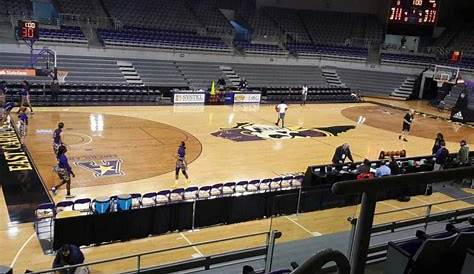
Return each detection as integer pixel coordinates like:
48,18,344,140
239,78,248,90
433,143,449,171
456,140,470,166
375,162,391,177
357,159,371,174
388,156,401,175
52,244,84,274
332,143,354,164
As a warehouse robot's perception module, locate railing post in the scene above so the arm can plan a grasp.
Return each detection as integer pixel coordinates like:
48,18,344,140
296,186,303,215
192,200,196,231
264,230,281,273
347,217,357,265
424,204,432,231
137,255,141,273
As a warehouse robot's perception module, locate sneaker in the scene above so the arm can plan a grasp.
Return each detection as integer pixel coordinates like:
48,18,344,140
403,138,408,142
275,122,278,126
65,194,75,199
398,135,401,140
51,187,57,195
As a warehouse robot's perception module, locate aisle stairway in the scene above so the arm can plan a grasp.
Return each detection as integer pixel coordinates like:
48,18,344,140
322,68,345,87
117,61,143,86
390,77,415,100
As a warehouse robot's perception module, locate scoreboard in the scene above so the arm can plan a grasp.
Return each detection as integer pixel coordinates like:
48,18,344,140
389,0,439,25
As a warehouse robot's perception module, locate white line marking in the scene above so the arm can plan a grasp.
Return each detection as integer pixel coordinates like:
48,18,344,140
285,216,320,236
379,201,419,217
10,232,35,268
180,233,203,257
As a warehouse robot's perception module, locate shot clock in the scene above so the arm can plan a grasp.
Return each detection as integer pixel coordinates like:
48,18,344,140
18,20,39,40
389,0,439,25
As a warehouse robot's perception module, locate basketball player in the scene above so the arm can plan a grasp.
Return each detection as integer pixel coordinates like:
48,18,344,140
2,102,14,126
53,122,65,155
19,80,33,113
399,109,415,142
17,107,28,144
175,141,189,182
275,100,288,128
301,84,308,106
52,145,75,198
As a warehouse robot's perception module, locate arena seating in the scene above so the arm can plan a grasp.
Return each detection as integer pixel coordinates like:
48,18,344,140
234,40,285,55
0,0,32,16
335,67,414,97
231,63,326,88
239,2,281,41
187,0,234,36
175,61,228,90
131,60,188,87
450,23,474,56
385,222,474,274
38,26,87,44
265,87,358,103
288,43,368,58
56,0,108,18
98,27,230,52
262,7,311,43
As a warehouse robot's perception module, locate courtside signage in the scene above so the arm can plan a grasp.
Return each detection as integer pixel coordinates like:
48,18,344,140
0,69,36,77
173,93,205,104
233,93,261,103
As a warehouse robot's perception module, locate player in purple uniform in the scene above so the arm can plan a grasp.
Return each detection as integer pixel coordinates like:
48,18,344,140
52,145,75,198
17,107,28,144
53,122,65,155
175,141,189,182
19,80,33,113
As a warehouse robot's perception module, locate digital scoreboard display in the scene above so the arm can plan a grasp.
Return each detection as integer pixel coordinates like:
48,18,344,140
389,0,439,25
18,20,39,40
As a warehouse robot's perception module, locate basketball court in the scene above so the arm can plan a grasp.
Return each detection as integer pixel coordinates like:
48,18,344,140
1,101,474,272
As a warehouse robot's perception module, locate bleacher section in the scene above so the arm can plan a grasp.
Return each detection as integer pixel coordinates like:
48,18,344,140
0,0,32,16
239,3,281,41
56,0,108,18
288,43,367,58
262,7,311,43
98,27,230,52
187,0,233,36
131,60,188,88
38,26,87,44
450,23,474,56
234,40,285,55
335,68,414,97
176,61,226,90
231,63,326,88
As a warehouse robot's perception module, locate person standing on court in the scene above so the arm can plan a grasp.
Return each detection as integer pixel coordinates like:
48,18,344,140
19,80,34,113
433,142,449,171
17,107,28,144
399,109,414,142
53,122,65,155
175,141,189,182
332,143,354,164
275,100,288,128
301,84,308,106
52,145,75,198
432,133,445,155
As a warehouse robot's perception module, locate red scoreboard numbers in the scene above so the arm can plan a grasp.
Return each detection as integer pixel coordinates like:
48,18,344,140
18,20,39,40
389,0,439,25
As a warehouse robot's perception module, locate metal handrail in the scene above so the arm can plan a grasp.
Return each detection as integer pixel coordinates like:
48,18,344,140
29,231,271,274
374,194,474,216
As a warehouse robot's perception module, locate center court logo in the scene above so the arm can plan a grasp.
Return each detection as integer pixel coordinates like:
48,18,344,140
211,122,355,142
75,159,124,177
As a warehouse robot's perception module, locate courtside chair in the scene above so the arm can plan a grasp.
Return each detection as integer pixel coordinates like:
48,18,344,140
141,192,157,207
210,183,223,197
281,176,293,189
292,175,304,188
270,177,282,190
73,198,92,214
35,203,55,219
247,180,260,192
130,193,142,209
223,182,236,195
236,181,248,194
184,186,198,200
198,186,211,199
170,188,184,202
259,179,272,191
56,200,74,213
92,197,111,214
156,190,171,204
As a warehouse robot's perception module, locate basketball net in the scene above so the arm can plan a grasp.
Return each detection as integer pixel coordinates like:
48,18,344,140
57,70,69,84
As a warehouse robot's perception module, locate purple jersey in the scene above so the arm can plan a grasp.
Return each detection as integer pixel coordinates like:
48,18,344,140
53,128,62,145
177,146,186,158
58,154,72,174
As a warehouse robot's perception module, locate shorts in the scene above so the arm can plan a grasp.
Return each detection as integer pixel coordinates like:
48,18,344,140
19,125,27,137
279,113,286,120
57,167,70,181
402,123,410,131
53,143,61,154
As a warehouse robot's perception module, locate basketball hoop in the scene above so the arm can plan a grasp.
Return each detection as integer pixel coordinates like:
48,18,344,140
57,70,69,84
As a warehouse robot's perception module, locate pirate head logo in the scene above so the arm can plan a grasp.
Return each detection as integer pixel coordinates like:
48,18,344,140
211,122,355,142
75,159,124,178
